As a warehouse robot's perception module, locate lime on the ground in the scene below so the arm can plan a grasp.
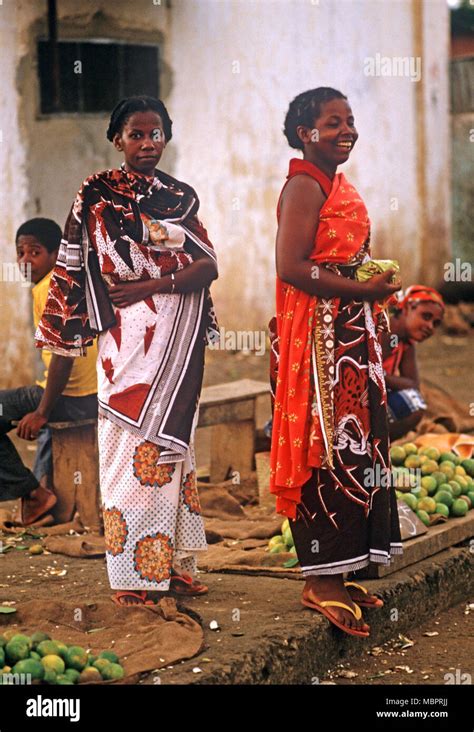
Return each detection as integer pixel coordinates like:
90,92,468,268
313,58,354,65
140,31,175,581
65,668,81,683
5,638,30,664
79,667,102,683
41,654,65,675
100,662,125,681
31,632,50,648
403,443,418,455
98,650,120,664
268,535,285,550
37,640,61,658
12,658,44,680
439,464,455,480
64,646,88,671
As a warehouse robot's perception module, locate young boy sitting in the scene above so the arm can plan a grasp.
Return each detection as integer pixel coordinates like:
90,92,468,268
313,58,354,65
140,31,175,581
381,285,445,440
0,218,98,524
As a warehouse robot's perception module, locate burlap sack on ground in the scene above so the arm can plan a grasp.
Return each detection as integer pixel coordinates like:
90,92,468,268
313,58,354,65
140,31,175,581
420,378,474,434
0,597,203,681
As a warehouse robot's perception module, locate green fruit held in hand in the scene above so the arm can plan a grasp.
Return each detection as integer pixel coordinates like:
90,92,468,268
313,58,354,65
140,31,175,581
64,646,88,671
450,499,468,517
100,662,125,681
41,654,65,675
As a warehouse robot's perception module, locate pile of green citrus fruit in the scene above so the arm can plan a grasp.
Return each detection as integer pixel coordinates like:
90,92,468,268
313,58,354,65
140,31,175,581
390,443,474,526
0,631,124,684
267,519,297,556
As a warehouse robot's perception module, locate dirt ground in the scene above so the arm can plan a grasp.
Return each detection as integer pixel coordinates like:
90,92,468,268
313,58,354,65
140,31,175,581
1,328,473,685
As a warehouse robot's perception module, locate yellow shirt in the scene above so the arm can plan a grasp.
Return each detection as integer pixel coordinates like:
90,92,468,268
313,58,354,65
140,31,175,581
33,272,98,397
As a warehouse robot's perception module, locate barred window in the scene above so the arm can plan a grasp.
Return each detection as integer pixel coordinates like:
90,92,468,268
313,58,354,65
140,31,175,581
38,40,159,114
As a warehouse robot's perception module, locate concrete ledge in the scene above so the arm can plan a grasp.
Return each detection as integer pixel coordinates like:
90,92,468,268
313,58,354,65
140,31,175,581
160,545,474,685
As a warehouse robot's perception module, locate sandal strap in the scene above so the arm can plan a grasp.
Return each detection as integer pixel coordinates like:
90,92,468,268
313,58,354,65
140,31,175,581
319,599,362,620
344,581,368,595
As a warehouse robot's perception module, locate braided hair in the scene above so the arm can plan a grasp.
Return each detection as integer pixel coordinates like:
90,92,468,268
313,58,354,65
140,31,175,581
106,96,173,143
283,87,347,150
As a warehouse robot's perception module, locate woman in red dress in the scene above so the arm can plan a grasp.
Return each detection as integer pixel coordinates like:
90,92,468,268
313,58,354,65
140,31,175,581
270,88,403,637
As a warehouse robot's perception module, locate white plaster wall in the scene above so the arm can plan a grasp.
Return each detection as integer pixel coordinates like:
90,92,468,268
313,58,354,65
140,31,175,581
0,0,451,386
168,0,451,330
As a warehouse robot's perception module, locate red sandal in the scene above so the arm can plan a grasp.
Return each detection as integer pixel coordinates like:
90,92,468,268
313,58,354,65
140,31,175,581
111,591,155,607
169,570,208,596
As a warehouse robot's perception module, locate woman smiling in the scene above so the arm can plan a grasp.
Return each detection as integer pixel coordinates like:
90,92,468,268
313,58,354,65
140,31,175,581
36,96,219,606
270,87,403,637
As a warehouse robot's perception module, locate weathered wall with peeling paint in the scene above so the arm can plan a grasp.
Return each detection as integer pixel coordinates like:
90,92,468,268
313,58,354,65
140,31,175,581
0,0,452,387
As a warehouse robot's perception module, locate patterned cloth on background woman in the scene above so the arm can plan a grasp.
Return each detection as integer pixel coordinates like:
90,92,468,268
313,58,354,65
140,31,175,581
269,158,403,576
36,165,218,591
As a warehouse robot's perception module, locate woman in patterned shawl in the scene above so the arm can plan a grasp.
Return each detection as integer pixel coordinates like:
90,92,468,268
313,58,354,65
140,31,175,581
36,96,218,606
269,88,403,637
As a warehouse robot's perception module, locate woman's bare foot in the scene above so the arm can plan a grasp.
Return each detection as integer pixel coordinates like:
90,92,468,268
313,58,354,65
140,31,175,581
302,574,370,633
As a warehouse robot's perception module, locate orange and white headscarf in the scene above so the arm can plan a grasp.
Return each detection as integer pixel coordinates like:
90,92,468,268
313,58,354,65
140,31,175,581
398,285,445,313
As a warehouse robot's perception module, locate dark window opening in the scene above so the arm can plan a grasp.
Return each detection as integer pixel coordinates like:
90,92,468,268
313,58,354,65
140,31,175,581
38,40,160,114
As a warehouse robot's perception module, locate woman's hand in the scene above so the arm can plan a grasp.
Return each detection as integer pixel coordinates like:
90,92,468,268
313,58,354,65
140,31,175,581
363,269,401,302
108,280,159,308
